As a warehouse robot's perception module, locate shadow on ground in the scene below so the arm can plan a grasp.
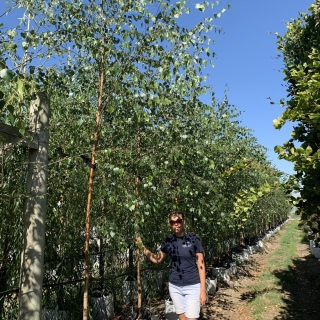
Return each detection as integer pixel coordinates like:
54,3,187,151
238,249,320,320
272,252,320,320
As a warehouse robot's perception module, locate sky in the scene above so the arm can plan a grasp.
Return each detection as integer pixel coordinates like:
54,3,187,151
1,0,314,175
179,0,313,175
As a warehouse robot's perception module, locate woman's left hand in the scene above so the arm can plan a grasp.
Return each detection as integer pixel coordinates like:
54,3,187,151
200,290,207,306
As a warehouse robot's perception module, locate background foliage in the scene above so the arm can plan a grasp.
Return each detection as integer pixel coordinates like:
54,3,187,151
1,0,291,318
274,1,320,222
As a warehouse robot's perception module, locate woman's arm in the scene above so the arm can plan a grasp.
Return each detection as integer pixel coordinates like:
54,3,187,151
143,247,167,264
136,237,167,264
196,252,207,306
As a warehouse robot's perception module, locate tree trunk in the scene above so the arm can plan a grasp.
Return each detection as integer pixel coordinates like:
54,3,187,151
136,126,142,318
83,54,105,320
19,93,50,320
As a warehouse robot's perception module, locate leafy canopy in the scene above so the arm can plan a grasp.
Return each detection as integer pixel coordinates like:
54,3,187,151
274,1,320,219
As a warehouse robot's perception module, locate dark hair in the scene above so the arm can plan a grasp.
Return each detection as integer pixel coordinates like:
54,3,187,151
169,211,185,219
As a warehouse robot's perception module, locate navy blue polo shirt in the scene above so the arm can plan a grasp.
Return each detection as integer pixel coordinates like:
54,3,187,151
160,233,204,286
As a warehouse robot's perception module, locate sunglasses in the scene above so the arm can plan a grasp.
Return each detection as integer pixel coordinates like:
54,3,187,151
169,218,183,226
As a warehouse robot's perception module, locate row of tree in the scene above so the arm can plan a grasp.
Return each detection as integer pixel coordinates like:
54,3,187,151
1,1,291,319
274,1,320,228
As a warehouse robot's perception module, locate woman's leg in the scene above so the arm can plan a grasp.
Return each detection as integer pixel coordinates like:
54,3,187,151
169,283,186,316
169,283,200,320
178,313,198,320
184,283,200,320
178,313,197,320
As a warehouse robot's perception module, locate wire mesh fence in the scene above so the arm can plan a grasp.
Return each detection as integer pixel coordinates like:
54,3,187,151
0,247,169,320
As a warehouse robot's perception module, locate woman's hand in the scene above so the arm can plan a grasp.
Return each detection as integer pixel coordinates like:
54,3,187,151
200,289,207,306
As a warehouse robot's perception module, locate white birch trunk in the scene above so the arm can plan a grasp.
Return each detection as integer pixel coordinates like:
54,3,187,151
19,93,50,320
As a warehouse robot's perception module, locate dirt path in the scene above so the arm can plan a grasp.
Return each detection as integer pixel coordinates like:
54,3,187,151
200,235,280,320
199,220,320,320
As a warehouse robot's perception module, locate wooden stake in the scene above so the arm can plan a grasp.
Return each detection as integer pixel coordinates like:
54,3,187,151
83,52,105,320
22,13,31,75
19,93,50,320
136,125,142,319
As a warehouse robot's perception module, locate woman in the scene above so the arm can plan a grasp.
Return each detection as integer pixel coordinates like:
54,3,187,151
136,211,206,320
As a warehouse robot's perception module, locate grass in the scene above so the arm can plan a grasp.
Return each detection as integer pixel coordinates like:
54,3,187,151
247,219,303,319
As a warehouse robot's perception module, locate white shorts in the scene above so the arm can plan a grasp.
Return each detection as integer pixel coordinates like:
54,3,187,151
169,282,200,318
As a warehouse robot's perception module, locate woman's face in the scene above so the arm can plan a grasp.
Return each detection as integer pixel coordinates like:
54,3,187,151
169,214,185,233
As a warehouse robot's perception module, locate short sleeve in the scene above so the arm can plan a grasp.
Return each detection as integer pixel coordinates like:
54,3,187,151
160,237,169,253
194,235,204,254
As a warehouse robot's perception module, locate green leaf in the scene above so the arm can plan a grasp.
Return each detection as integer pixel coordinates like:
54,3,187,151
0,61,6,71
108,106,115,113
113,167,120,173
17,79,25,98
273,119,281,129
195,3,205,11
19,128,25,135
0,69,15,83
305,146,313,155
7,113,15,124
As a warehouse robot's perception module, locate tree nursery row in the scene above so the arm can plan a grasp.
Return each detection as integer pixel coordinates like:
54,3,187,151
0,1,292,319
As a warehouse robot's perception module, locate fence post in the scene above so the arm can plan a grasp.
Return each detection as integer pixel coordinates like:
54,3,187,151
19,93,50,320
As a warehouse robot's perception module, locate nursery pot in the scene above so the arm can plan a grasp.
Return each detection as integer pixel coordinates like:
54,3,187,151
165,299,179,320
206,277,217,296
229,262,237,275
141,270,163,295
309,240,315,254
309,239,315,246
123,275,138,301
247,246,255,254
252,244,259,253
212,267,231,282
42,306,67,320
240,250,249,261
313,247,320,259
232,253,245,265
92,288,114,320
